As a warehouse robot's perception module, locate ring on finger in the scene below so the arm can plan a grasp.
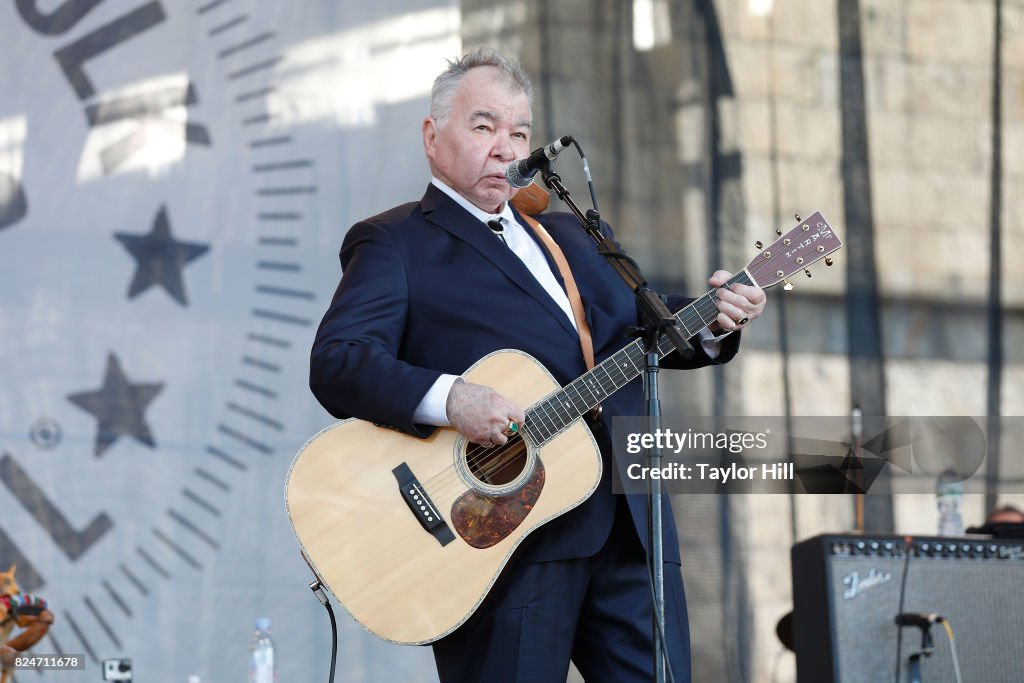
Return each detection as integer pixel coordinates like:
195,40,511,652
738,316,749,325
502,419,519,437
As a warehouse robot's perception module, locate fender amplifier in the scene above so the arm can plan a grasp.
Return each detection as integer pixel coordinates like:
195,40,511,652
791,533,1024,682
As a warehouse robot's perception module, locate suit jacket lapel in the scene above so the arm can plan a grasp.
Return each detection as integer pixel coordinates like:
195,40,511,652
420,185,579,340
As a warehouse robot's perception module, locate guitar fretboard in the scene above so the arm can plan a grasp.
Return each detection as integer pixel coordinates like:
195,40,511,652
522,271,753,445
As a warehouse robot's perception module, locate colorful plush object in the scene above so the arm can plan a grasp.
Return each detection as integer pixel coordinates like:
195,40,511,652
0,565,54,683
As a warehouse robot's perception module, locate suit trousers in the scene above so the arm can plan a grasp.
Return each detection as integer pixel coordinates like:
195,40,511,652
432,497,692,683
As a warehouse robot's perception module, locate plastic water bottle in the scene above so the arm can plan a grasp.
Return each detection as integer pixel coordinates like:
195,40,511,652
936,467,964,536
249,617,275,683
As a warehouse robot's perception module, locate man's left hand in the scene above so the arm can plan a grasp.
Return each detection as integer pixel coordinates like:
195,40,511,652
707,270,765,333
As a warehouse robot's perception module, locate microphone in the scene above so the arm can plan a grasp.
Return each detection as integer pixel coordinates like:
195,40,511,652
895,612,945,628
505,135,573,188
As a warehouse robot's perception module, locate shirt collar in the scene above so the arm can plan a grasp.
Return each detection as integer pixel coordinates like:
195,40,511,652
430,177,518,228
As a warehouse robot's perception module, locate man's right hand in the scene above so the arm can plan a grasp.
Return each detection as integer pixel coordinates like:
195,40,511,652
446,380,526,448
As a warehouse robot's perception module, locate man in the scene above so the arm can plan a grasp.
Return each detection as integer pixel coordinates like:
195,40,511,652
310,47,765,682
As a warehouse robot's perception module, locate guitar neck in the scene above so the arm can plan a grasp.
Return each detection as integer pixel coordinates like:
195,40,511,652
522,270,754,446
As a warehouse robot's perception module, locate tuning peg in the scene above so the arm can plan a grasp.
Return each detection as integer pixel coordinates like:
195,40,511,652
755,240,764,250
804,269,812,278
783,280,794,291
775,227,783,236
794,213,802,222
825,257,834,267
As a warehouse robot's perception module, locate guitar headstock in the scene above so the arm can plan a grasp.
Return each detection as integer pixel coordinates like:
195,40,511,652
745,212,842,289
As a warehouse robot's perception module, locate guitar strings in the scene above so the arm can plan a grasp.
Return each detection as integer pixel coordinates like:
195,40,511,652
416,286,728,500
420,278,748,502
416,260,823,502
391,268,796,532
412,382,599,508
418,366,611,497
402,253,829,564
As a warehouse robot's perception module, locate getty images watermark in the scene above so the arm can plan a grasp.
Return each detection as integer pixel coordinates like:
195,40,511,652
609,416,1023,495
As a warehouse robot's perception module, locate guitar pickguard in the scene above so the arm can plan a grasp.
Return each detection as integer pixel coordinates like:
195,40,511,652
450,459,546,549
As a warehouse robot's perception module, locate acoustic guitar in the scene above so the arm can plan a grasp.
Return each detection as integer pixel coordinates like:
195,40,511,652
286,212,842,644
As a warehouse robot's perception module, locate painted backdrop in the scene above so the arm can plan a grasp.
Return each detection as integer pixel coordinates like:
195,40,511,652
0,1,459,680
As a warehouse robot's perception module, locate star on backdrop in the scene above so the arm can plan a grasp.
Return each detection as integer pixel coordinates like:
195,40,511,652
67,352,164,456
114,205,209,305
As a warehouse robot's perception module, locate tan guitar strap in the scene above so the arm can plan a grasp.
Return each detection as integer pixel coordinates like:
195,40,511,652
518,213,595,371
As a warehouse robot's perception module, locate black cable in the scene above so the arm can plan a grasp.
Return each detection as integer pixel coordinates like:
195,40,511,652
325,600,338,683
569,137,600,213
893,538,914,683
309,580,338,683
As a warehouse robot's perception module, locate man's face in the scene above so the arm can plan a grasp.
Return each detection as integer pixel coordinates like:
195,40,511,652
423,66,532,213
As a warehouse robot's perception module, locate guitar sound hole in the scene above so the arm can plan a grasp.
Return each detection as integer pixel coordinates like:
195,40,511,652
467,435,528,486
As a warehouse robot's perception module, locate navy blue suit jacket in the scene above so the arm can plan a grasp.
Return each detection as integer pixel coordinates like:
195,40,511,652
310,184,739,564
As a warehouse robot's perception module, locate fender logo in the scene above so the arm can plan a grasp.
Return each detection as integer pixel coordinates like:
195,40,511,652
842,568,892,600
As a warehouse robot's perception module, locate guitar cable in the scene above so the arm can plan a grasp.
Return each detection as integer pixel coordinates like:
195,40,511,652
940,618,963,683
893,537,913,683
309,579,338,683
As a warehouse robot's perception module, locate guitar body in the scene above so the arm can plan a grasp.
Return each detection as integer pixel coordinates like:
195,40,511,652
285,349,602,644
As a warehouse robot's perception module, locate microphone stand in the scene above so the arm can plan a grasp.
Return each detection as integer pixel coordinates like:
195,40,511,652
540,167,693,683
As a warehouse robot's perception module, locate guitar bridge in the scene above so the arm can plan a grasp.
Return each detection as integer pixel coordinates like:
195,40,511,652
392,462,455,547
